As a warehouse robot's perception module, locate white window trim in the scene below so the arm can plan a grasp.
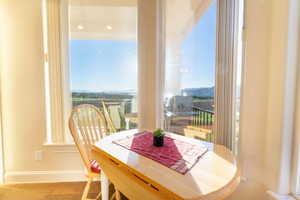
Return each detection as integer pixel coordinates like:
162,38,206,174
59,0,73,144
155,0,166,130
44,0,149,144
286,0,300,197
44,0,66,144
291,21,300,199
0,41,4,184
214,0,243,151
291,0,300,194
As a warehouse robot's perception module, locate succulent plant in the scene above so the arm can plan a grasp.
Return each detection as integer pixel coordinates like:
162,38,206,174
153,128,165,137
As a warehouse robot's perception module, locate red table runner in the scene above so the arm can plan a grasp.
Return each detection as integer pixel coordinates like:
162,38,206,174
112,132,208,174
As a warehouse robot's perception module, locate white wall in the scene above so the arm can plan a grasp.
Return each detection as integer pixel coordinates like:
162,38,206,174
0,0,84,183
237,0,299,199
239,0,271,182
232,0,271,198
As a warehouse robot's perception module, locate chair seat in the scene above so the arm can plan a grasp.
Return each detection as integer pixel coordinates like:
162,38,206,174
90,160,101,173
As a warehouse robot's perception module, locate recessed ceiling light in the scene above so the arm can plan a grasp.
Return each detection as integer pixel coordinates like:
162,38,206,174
77,24,84,30
106,25,112,30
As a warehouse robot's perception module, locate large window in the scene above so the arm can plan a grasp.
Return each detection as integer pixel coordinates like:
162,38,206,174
164,0,217,142
67,1,138,133
43,0,243,148
43,0,138,143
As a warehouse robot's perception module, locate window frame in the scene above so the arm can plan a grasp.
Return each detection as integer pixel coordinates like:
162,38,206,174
214,0,244,151
60,0,73,143
43,0,66,144
44,0,143,144
43,0,244,148
286,0,300,197
291,55,300,199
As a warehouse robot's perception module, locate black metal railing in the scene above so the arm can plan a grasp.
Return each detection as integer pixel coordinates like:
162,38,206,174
191,107,214,127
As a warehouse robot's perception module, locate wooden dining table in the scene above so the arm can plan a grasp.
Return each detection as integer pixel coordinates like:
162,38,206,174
92,129,240,200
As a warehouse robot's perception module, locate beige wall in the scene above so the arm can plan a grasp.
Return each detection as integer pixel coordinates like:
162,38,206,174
239,0,271,181
234,0,271,198
238,0,299,198
264,0,290,193
0,0,298,199
0,0,84,182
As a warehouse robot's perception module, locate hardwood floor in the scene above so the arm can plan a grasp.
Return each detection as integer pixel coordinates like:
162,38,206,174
0,180,267,200
0,181,119,200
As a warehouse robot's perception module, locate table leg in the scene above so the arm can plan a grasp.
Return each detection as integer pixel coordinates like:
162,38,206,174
125,118,130,130
101,172,109,200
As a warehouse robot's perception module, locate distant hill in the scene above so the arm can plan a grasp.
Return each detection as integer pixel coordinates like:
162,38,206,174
72,87,215,98
182,87,215,98
72,89,136,95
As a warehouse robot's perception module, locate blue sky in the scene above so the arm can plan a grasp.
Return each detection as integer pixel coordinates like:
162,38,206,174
70,1,216,92
181,1,216,88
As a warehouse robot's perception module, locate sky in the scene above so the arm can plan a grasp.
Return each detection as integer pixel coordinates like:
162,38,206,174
181,1,216,88
70,1,216,92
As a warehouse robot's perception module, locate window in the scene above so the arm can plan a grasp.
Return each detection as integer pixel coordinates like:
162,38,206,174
163,0,217,142
162,0,244,151
43,0,138,144
67,1,138,134
43,0,243,147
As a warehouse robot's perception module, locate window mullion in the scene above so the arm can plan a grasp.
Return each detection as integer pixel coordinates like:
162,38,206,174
46,0,65,143
155,0,166,129
137,0,160,131
214,0,239,150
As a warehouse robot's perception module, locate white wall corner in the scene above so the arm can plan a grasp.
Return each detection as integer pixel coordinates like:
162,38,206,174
267,191,296,200
5,170,88,184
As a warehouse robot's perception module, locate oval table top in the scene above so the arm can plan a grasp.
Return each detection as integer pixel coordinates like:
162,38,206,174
92,129,240,200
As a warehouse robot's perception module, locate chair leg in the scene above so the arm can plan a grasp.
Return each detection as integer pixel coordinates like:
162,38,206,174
115,189,121,200
82,177,92,200
96,191,102,200
110,193,116,200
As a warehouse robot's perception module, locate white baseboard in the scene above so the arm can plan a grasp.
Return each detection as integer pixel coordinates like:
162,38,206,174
5,170,88,184
267,191,296,200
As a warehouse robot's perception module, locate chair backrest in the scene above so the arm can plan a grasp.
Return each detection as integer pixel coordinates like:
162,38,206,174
69,104,108,172
101,101,117,133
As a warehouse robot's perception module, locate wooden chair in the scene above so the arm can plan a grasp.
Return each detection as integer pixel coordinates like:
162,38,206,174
69,104,118,200
101,101,117,133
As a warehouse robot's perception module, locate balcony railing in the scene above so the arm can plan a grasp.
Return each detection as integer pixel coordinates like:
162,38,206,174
191,106,214,128
183,107,215,142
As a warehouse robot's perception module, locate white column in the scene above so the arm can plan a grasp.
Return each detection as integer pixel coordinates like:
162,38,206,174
137,0,159,131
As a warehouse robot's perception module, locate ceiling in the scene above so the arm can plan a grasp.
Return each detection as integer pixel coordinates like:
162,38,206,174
69,0,212,42
69,4,137,40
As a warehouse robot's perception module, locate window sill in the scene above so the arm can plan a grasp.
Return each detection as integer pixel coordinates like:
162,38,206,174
43,142,78,153
43,142,75,147
267,191,296,200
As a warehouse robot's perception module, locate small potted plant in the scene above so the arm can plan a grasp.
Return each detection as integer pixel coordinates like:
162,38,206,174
153,128,165,147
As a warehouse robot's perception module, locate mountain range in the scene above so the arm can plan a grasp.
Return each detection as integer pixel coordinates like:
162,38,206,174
182,87,215,98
